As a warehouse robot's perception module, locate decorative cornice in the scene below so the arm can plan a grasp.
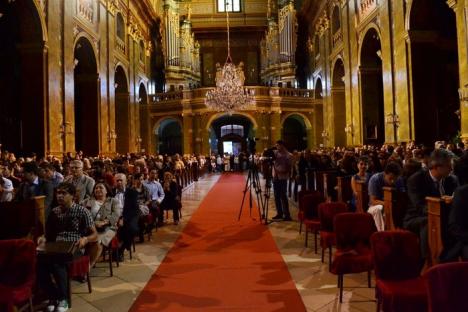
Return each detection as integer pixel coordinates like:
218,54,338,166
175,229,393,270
107,0,119,16
315,12,329,37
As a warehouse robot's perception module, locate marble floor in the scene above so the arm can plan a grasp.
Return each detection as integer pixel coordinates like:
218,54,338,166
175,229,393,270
58,173,375,312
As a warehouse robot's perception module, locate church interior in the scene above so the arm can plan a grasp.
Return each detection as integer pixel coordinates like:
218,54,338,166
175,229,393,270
1,0,468,311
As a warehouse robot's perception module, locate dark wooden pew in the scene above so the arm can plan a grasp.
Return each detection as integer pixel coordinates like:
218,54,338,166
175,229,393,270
426,196,453,267
337,176,353,204
355,180,369,213
323,171,338,202
0,196,46,241
383,187,409,231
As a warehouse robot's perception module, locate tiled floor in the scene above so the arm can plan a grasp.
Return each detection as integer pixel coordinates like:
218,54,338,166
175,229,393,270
58,173,375,311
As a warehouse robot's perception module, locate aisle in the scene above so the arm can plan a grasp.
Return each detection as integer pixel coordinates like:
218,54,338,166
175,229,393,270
130,174,306,311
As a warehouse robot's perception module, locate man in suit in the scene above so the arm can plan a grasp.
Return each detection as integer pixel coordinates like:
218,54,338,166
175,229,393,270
65,160,95,203
446,184,468,261
404,149,459,261
15,161,54,219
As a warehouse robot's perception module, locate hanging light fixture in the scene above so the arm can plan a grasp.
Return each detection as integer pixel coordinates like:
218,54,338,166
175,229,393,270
205,1,254,114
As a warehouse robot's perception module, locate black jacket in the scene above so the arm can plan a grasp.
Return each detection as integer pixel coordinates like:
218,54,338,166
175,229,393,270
404,169,459,225
442,185,468,261
15,178,54,219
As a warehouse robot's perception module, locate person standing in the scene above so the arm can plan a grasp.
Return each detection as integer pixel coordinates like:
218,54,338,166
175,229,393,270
272,140,293,221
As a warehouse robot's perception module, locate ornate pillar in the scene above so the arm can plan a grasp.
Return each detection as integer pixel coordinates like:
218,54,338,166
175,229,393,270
182,114,193,155
270,112,281,143
306,128,314,149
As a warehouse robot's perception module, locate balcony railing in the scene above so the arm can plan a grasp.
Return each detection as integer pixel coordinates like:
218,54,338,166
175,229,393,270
115,37,125,55
333,30,343,48
149,86,314,104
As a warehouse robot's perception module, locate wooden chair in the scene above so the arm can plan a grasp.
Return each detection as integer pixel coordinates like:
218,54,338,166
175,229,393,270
0,196,46,241
337,176,353,205
426,196,453,266
383,187,409,231
355,180,368,213
323,171,338,202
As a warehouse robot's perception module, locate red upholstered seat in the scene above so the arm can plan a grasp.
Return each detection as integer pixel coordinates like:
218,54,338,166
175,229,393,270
0,239,36,312
300,191,323,253
426,262,468,312
331,213,376,302
297,190,320,233
370,230,427,312
318,202,348,269
68,255,92,307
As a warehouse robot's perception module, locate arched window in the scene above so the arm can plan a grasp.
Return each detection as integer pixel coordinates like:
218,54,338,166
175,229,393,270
332,6,341,34
116,13,125,40
218,0,241,12
139,40,145,62
221,125,244,137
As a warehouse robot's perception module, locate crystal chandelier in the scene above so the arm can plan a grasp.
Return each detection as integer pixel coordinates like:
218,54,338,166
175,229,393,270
205,2,254,114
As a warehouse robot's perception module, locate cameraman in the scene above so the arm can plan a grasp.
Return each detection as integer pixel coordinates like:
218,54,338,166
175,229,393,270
272,140,293,221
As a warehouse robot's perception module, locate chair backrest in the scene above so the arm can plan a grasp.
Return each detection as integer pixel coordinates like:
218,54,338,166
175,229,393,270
370,230,421,281
318,202,348,232
334,213,376,250
0,200,36,240
426,262,468,312
0,239,36,287
298,189,316,208
301,191,324,219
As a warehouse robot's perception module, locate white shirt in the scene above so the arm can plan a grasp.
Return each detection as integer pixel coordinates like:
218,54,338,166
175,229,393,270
0,177,13,202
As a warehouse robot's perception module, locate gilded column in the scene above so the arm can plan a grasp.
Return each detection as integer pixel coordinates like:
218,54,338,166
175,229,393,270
270,112,281,143
182,114,193,155
306,128,314,149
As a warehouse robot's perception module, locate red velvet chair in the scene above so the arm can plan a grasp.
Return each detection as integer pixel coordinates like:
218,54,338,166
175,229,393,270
301,191,324,253
68,255,92,307
426,262,468,312
0,239,36,312
331,213,376,302
371,230,427,312
318,202,348,269
297,189,317,234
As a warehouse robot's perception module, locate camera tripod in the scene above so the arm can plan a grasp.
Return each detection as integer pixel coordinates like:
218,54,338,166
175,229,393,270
237,159,263,222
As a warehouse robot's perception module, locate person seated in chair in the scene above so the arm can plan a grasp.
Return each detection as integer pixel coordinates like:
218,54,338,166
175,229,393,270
15,161,54,219
81,182,121,266
160,172,182,225
404,149,459,262
131,173,151,243
367,162,405,231
64,160,95,203
37,182,97,312
144,169,165,225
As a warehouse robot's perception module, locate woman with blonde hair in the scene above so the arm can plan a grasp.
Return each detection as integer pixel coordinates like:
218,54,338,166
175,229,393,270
160,171,181,225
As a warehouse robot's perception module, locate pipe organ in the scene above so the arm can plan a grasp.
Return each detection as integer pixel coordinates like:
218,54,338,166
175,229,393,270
162,0,201,90
260,0,297,87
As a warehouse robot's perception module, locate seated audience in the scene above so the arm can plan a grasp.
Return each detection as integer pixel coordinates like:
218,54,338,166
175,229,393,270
0,169,14,202
404,149,459,261
41,162,64,188
144,169,165,224
37,182,97,312
367,162,405,231
81,182,121,266
65,160,95,202
131,173,151,242
15,161,54,218
350,156,371,211
160,172,182,225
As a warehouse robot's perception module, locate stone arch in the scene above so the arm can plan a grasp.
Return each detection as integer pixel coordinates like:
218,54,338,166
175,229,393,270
331,5,341,34
359,27,385,145
74,32,99,69
281,113,312,129
115,65,130,153
114,62,129,90
408,0,460,144
74,36,99,155
154,117,183,155
116,12,125,40
282,114,308,151
357,23,382,66
138,83,149,152
205,112,258,131
0,0,48,156
332,57,346,147
315,77,323,99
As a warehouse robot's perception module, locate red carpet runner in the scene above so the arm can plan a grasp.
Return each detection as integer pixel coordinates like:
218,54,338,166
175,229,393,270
130,174,306,311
